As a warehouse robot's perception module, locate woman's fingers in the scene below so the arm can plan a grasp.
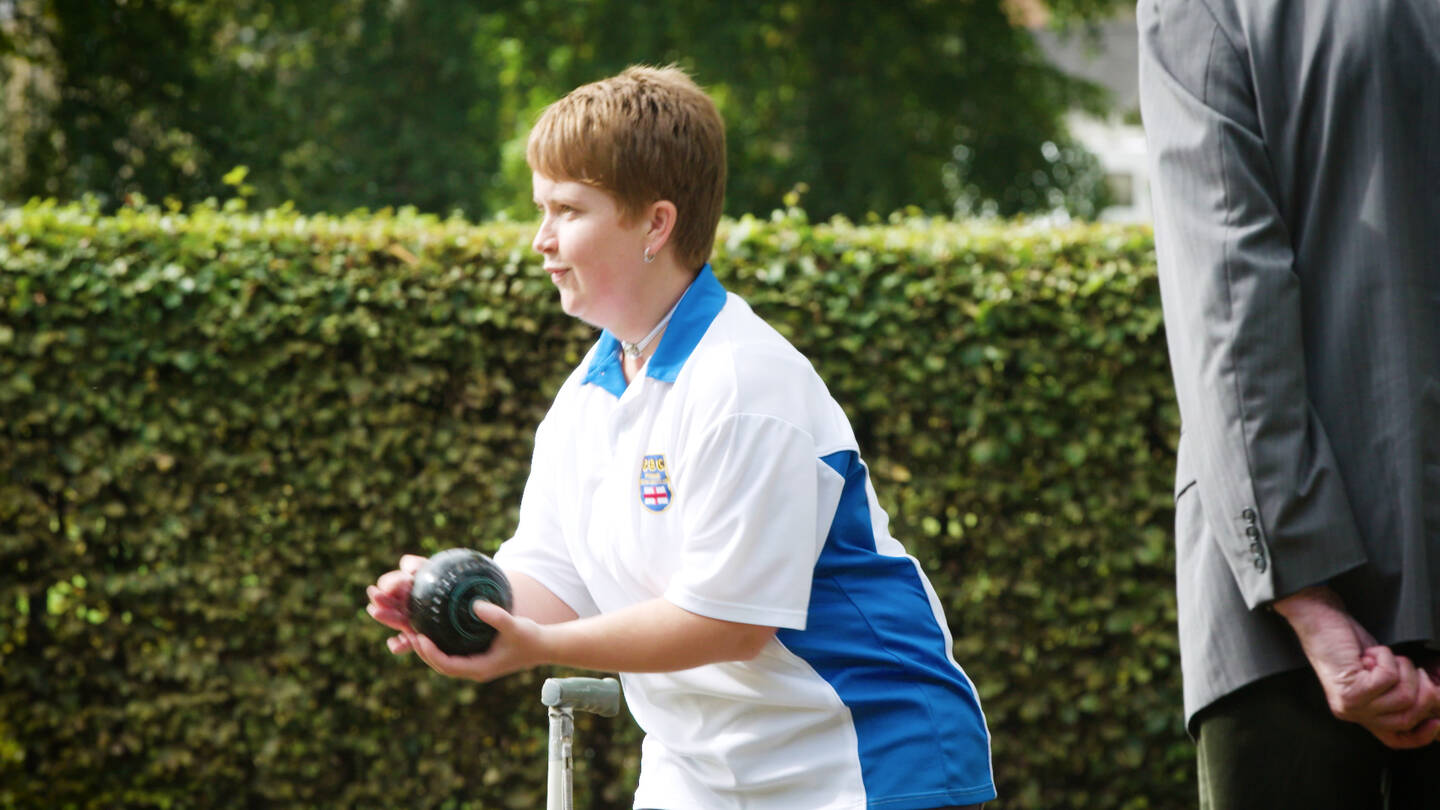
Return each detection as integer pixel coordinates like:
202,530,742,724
366,584,405,612
374,569,413,597
472,599,513,631
366,599,410,633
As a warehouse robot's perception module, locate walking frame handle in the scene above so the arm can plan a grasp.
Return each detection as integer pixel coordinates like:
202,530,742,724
541,676,621,717
544,677,622,810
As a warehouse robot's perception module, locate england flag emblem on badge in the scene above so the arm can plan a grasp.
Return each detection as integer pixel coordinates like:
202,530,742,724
638,454,673,512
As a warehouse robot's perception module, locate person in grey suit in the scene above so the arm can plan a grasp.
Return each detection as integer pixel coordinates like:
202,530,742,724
1138,0,1440,806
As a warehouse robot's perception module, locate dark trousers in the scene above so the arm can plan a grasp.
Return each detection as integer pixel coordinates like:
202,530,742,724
1194,668,1440,810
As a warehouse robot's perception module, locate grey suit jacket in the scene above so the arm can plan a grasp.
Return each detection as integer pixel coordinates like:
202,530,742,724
1138,0,1440,728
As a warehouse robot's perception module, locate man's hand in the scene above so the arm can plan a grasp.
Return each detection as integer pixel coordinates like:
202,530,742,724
1274,586,1440,748
1373,663,1440,748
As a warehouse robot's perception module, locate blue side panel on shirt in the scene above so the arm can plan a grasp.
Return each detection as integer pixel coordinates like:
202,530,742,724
778,450,995,808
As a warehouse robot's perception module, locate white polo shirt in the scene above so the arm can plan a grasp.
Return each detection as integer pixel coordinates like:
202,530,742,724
495,265,995,810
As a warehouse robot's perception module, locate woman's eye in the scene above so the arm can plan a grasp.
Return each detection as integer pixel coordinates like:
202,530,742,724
535,201,578,217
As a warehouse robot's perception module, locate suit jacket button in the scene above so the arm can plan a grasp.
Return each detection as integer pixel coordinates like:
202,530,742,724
1253,556,1267,572
1246,525,1260,539
1242,508,1257,523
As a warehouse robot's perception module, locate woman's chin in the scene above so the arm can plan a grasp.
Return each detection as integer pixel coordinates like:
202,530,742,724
556,292,581,317
559,299,601,329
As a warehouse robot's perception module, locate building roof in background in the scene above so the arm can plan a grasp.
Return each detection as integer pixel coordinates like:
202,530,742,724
1030,14,1141,117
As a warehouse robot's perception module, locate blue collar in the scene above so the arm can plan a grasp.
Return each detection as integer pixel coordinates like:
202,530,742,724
582,264,727,398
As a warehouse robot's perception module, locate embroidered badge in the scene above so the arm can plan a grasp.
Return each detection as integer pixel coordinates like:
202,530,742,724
638,454,673,512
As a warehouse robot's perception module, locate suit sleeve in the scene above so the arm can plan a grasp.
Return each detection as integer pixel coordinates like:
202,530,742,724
1138,0,1366,609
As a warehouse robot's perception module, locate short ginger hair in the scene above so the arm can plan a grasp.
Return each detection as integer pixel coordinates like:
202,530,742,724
526,65,727,270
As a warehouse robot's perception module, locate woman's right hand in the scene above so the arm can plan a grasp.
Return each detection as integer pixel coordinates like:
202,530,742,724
365,554,428,654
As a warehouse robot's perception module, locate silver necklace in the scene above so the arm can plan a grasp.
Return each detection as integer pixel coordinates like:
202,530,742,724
621,301,679,358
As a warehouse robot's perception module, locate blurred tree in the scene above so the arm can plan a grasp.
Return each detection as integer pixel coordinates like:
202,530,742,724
217,0,511,215
0,0,1124,220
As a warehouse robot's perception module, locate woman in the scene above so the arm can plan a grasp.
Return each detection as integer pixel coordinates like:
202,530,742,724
366,65,995,810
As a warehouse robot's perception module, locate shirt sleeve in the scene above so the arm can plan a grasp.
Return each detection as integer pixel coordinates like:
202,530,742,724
664,412,838,631
494,414,601,619
1138,0,1366,608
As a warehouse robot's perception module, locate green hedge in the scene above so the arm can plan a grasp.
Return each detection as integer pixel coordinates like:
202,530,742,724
0,199,1186,809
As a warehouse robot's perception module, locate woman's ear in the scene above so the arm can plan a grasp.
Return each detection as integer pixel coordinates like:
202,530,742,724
643,199,679,256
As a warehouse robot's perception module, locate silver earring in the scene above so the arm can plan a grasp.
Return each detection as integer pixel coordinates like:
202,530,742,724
643,246,655,264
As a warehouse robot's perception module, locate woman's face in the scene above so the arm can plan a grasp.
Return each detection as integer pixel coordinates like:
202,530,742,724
531,172,649,334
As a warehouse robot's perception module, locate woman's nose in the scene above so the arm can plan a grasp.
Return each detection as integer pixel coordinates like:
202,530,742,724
532,219,555,255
